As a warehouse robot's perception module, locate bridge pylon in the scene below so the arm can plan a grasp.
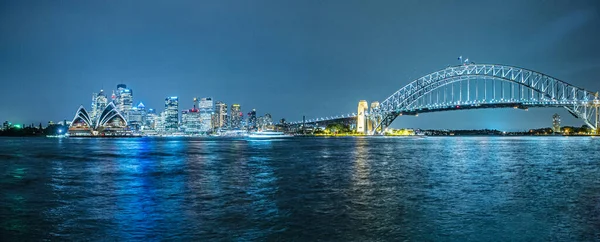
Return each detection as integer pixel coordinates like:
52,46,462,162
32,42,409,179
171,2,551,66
595,92,599,134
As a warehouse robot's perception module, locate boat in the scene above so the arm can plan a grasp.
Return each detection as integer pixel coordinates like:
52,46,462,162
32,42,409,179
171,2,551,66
247,130,293,139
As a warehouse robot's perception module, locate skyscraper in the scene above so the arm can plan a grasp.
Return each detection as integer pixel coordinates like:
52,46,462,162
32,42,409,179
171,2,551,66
155,111,165,133
214,101,228,130
164,96,179,133
247,109,257,131
145,108,157,130
91,90,109,121
552,113,561,133
181,107,201,134
128,102,147,131
230,104,242,130
198,97,213,132
115,84,133,115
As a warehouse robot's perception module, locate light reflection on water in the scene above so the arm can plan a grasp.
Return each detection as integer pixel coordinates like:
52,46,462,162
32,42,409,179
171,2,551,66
1,137,600,240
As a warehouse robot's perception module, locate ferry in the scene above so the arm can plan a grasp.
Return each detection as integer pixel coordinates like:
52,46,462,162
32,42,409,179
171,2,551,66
247,131,293,139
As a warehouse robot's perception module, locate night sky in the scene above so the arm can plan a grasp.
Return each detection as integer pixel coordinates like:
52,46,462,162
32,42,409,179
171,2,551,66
1,0,600,130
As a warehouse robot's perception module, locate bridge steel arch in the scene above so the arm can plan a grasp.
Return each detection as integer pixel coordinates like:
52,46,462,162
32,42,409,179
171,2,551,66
371,64,600,134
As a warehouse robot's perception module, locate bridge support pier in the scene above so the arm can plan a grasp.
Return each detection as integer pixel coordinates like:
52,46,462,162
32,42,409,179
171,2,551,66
594,104,600,134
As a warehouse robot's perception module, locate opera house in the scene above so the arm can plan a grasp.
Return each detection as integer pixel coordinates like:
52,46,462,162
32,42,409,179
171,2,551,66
68,102,132,136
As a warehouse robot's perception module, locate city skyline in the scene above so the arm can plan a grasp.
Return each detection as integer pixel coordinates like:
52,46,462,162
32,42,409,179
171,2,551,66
2,0,600,130
61,83,279,136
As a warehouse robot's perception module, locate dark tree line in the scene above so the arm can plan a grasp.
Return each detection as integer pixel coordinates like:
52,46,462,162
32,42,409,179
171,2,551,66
0,124,67,137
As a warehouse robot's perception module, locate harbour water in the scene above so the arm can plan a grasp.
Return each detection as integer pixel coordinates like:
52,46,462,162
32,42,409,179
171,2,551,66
1,136,600,240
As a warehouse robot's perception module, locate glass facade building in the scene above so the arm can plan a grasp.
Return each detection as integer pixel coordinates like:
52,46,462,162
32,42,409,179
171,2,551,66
247,109,257,131
91,90,109,121
230,104,242,130
115,84,133,117
214,101,228,130
128,102,146,131
164,96,179,133
199,97,213,132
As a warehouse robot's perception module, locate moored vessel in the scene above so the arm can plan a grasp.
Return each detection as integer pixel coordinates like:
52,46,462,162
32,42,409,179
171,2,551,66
247,131,293,139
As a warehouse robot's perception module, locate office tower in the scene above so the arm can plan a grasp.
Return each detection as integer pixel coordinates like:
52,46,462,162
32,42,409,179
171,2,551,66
164,96,179,133
145,108,157,130
552,113,561,133
181,108,201,134
214,101,228,130
91,90,109,121
115,84,133,115
247,109,257,131
230,104,242,130
198,97,213,132
128,102,146,131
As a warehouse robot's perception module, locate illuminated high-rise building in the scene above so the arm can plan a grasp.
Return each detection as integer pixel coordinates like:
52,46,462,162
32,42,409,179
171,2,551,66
115,84,133,115
357,100,368,134
154,111,165,133
198,97,213,132
128,102,146,131
552,113,561,133
144,108,157,130
214,101,228,130
247,109,257,131
230,104,242,130
164,97,179,133
181,106,201,134
91,90,109,121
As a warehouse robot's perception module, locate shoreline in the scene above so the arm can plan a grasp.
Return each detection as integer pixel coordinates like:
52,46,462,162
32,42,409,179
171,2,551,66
1,134,598,138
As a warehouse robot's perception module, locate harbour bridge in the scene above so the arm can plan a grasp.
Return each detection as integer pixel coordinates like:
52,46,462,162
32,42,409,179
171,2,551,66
290,64,600,135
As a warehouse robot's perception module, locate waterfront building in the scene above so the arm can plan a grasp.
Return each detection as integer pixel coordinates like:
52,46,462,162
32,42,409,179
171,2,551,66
357,100,368,134
199,97,213,132
164,97,179,133
154,111,166,133
241,119,248,131
230,104,242,130
143,108,157,131
214,101,228,130
247,109,257,131
68,102,129,136
553,113,561,133
199,97,213,110
181,108,201,134
90,90,109,121
211,113,218,132
114,84,133,116
128,102,146,131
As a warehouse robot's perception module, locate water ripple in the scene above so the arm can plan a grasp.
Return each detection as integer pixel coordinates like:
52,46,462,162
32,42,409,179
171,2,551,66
1,137,600,240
